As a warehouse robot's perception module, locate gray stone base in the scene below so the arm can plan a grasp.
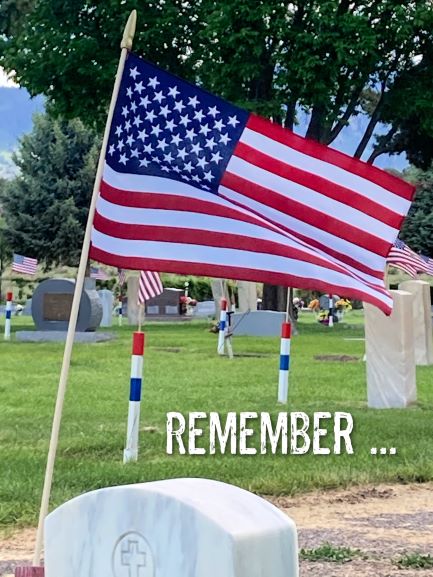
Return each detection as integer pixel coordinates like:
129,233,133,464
16,331,115,343
231,310,286,336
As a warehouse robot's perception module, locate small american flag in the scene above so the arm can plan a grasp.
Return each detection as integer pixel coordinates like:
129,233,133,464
387,239,430,277
118,268,126,285
90,266,110,280
138,270,163,304
12,253,38,275
420,254,433,277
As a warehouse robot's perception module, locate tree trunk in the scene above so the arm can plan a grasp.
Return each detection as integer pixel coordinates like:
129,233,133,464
262,284,287,311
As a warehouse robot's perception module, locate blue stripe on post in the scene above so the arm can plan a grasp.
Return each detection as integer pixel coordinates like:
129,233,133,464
279,355,290,371
5,310,11,320
129,378,142,401
220,320,226,331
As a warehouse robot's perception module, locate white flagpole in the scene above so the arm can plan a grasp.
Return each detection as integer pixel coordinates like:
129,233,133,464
31,10,137,566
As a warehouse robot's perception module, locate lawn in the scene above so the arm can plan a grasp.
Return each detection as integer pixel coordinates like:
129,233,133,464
1,312,433,528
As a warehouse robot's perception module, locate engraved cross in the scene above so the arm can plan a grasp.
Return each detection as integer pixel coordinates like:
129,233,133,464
121,539,147,577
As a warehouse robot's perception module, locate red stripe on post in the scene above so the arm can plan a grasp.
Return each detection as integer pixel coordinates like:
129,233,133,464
220,298,227,311
7,292,12,301
281,322,291,339
132,331,145,356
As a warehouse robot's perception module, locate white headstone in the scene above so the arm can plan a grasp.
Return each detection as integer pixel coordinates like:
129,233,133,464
98,290,114,327
237,281,257,312
398,280,433,365
364,290,417,408
44,478,298,577
232,310,286,336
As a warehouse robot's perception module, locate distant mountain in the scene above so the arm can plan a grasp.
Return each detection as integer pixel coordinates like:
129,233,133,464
0,87,44,178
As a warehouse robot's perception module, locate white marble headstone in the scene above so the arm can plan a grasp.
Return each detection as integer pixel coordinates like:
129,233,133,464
399,280,433,365
44,478,298,577
98,289,114,327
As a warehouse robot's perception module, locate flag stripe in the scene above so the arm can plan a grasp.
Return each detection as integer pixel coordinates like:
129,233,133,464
91,243,393,312
246,115,414,201
233,141,402,229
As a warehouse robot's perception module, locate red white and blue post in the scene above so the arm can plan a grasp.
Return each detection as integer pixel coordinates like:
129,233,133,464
278,321,291,403
123,331,145,463
4,291,13,341
328,293,334,327
217,297,227,355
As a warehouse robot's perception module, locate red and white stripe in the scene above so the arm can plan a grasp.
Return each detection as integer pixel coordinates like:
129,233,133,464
138,270,163,304
218,297,227,355
4,291,12,340
91,113,414,314
387,244,429,278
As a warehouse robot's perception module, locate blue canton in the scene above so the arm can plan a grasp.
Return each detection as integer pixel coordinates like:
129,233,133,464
106,53,249,193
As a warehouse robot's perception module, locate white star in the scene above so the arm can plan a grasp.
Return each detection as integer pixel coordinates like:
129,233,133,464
219,132,231,145
140,95,151,108
186,128,197,140
161,165,170,173
168,86,180,98
117,139,125,151
165,119,176,131
124,120,131,132
203,170,213,182
191,142,201,155
192,174,201,183
211,151,223,163
184,161,193,173
205,137,217,150
131,148,139,158
188,95,199,108
130,102,137,113
214,119,225,131
171,133,181,146
172,165,181,173
194,109,205,122
119,153,127,165
143,143,153,154
174,100,185,113
164,152,174,163
121,105,128,118
199,124,211,136
133,116,143,128
145,110,157,122
208,105,220,117
115,125,122,137
157,138,168,151
108,144,115,155
126,87,133,98
179,114,191,127
134,81,145,94
130,66,140,80
139,157,149,167
196,156,207,169
227,115,240,127
151,125,162,137
153,90,165,103
159,105,170,118
177,148,187,160
126,134,134,146
148,76,160,89
137,129,148,141
152,155,161,164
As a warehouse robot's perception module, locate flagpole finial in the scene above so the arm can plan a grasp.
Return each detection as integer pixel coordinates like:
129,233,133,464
121,10,137,50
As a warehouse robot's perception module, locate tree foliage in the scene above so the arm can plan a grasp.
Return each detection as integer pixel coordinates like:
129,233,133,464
2,115,99,268
401,165,433,257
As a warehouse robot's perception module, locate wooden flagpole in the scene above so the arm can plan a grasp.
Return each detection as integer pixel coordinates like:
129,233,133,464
31,10,137,566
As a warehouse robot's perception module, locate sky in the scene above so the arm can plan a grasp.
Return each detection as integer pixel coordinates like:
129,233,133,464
0,67,17,88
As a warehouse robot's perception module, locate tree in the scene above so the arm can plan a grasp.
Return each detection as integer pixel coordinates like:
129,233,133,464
2,114,99,268
400,165,433,257
0,177,11,300
2,1,433,308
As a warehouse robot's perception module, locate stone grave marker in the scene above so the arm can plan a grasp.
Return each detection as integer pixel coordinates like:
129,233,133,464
98,289,114,327
231,310,286,336
399,279,433,365
44,478,298,577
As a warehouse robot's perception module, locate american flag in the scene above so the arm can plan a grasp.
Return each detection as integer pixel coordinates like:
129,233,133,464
90,266,110,280
420,253,433,277
387,239,430,277
138,270,163,304
118,268,126,285
12,253,38,275
90,53,416,314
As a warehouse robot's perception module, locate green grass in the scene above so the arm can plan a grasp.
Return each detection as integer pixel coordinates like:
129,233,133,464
300,542,364,563
393,553,433,569
1,312,433,528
